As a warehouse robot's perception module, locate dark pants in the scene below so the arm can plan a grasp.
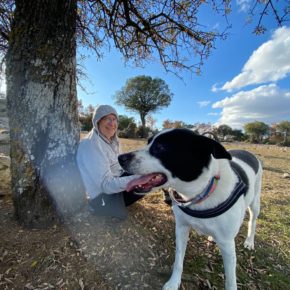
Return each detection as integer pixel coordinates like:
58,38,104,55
88,172,144,219
122,190,145,206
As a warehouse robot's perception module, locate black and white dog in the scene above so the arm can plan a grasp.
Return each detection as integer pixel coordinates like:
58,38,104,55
118,128,262,290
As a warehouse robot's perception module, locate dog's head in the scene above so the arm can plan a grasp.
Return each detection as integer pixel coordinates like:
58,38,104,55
118,128,231,193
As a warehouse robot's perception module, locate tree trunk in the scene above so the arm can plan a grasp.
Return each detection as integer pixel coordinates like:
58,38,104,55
140,113,146,138
6,0,85,228
283,130,287,144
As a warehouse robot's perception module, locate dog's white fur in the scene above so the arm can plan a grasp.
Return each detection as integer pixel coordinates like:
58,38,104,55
165,157,262,290
120,130,262,290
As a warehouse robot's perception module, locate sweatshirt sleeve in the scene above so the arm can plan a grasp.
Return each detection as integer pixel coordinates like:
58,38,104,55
77,137,140,197
101,171,140,194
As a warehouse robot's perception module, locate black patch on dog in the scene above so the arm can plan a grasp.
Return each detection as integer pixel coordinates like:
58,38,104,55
229,150,259,174
230,161,249,192
149,129,231,182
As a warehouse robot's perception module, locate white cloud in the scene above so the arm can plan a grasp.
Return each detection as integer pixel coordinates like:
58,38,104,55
197,101,211,107
236,0,251,12
211,83,220,92
221,27,290,91
212,84,290,129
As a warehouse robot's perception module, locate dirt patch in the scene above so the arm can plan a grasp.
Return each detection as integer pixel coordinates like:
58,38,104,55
0,139,289,289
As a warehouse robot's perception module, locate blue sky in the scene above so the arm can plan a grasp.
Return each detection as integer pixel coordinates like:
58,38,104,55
1,2,288,130
76,2,290,130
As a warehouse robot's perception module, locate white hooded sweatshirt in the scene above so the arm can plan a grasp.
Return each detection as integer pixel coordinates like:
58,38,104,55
76,105,139,200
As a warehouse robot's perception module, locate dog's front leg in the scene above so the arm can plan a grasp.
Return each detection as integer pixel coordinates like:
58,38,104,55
216,239,237,290
163,222,190,290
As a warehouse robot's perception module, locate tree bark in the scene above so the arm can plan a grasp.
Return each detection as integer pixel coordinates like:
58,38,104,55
6,0,85,228
140,113,146,138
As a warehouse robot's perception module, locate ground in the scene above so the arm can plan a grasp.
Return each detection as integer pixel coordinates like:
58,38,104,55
0,137,290,290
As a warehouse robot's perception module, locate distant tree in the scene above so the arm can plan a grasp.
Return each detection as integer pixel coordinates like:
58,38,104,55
202,131,220,142
244,121,269,143
78,104,95,131
115,75,172,137
231,129,245,141
193,122,215,135
173,121,186,128
118,122,137,139
162,120,194,130
118,115,136,131
77,99,84,114
276,120,290,144
86,104,95,115
79,114,93,131
162,119,185,129
269,123,278,136
217,124,233,141
146,115,157,131
184,123,195,129
268,123,283,145
163,119,174,129
136,125,151,139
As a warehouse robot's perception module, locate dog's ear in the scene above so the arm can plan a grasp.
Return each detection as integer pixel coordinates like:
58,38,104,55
209,138,232,160
198,136,231,160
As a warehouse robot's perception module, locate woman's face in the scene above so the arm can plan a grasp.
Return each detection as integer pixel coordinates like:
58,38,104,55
98,113,118,140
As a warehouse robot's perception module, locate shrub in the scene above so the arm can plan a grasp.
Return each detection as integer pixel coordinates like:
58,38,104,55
118,122,137,138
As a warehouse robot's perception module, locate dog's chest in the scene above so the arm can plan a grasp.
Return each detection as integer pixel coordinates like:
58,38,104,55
188,217,216,236
174,206,218,236
190,222,211,236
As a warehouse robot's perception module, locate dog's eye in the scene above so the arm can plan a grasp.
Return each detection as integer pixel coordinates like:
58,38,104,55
151,142,166,155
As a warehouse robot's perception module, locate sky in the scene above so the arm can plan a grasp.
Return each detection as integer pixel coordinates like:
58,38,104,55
1,2,289,130
76,2,290,131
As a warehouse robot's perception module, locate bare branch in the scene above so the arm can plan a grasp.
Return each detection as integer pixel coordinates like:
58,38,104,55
249,0,289,34
0,0,14,57
1,0,289,75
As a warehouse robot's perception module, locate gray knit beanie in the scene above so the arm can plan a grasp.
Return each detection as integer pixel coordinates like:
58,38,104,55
92,105,119,128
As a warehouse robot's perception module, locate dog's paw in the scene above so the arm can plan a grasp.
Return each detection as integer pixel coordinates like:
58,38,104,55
162,280,180,290
244,239,255,250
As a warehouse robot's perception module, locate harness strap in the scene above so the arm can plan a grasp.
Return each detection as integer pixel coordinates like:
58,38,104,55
178,162,248,218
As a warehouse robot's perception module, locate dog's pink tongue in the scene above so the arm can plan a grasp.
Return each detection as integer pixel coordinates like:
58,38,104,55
126,173,157,192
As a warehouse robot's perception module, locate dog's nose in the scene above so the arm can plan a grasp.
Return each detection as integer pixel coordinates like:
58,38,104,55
118,152,134,166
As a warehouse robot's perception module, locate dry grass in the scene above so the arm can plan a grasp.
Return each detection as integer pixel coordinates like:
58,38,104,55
0,138,289,289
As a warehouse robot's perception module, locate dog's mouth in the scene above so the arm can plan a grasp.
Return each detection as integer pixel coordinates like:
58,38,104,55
126,173,167,193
